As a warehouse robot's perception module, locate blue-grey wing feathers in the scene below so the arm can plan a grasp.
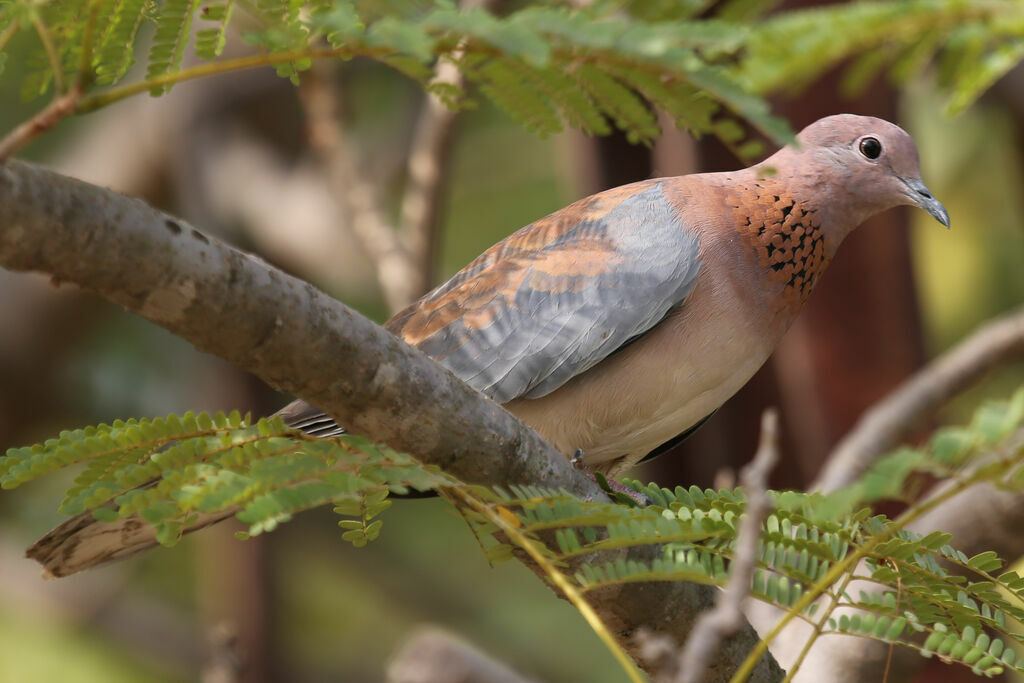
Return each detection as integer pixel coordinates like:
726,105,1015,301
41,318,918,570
281,180,702,436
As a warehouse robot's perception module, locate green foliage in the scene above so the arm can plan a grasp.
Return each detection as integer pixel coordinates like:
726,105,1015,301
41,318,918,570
194,0,234,60
0,0,783,150
739,0,1024,116
146,0,199,93
7,386,1024,679
334,487,391,547
1,0,1021,155
0,411,447,545
453,388,1024,679
93,0,150,85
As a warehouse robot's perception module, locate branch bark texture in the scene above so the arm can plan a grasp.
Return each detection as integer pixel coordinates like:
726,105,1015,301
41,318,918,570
0,159,593,497
0,159,780,681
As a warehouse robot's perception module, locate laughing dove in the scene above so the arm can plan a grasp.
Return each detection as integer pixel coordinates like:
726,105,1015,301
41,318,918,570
283,113,948,475
29,114,949,575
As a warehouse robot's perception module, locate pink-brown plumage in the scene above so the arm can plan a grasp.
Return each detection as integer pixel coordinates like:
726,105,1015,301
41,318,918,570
386,114,949,473
28,114,951,577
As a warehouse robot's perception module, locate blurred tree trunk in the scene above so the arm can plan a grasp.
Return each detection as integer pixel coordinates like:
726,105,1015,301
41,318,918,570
196,371,282,683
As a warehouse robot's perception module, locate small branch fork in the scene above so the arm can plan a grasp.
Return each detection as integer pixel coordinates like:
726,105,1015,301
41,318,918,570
0,1,100,162
0,83,84,161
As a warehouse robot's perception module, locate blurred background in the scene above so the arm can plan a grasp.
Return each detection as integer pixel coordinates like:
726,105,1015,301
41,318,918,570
1,5,1024,682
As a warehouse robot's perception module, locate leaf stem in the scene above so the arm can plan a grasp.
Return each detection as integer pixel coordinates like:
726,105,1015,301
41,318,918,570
78,0,103,87
451,488,647,683
30,9,64,94
75,46,381,112
730,476,977,682
783,565,855,681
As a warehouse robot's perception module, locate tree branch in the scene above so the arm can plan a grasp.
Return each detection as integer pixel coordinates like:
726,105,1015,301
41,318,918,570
398,0,497,292
0,159,780,681
0,158,592,496
792,441,1024,682
813,305,1024,493
299,65,420,313
387,626,537,683
300,0,494,311
0,82,84,162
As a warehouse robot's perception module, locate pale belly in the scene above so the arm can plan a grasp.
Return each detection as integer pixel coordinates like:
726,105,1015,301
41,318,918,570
504,277,786,475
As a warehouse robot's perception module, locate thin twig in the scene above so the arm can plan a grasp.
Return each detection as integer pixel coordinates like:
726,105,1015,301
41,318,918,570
387,626,538,683
813,305,1024,494
675,409,780,683
0,1,100,162
30,11,64,94
300,0,496,311
77,0,102,86
298,63,420,313
880,561,901,683
398,56,463,294
780,559,856,682
0,82,84,162
399,0,497,292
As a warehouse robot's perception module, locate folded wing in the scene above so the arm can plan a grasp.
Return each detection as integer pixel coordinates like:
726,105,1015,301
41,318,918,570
388,180,702,402
281,180,702,431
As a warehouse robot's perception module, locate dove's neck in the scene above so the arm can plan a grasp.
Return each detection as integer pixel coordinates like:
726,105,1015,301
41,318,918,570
748,151,880,252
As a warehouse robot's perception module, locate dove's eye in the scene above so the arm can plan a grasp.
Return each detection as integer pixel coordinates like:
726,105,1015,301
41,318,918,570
858,136,882,160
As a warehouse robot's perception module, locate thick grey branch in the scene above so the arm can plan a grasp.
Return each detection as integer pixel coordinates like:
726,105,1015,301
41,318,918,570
0,159,779,681
814,305,1024,493
0,158,593,496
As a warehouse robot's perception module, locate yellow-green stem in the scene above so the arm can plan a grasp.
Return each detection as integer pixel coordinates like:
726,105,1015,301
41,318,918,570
77,0,103,85
730,477,975,682
783,570,854,681
30,10,63,94
453,489,646,683
75,47,385,112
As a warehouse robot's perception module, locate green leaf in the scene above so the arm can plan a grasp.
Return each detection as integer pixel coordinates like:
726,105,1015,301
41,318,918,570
365,16,434,61
92,507,118,522
967,551,1003,574
146,0,201,94
311,1,366,47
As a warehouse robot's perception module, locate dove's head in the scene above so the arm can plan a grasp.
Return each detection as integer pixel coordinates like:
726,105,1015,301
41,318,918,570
763,114,949,234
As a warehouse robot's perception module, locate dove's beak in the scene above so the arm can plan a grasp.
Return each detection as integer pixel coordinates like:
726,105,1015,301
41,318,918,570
903,177,950,228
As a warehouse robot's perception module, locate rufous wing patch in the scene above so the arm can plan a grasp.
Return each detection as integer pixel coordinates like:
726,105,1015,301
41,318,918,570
385,182,646,347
